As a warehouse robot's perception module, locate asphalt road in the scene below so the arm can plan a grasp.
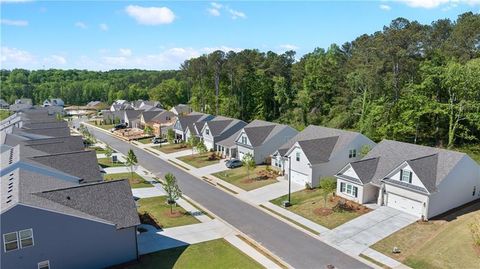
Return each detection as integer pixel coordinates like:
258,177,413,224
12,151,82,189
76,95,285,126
87,126,371,269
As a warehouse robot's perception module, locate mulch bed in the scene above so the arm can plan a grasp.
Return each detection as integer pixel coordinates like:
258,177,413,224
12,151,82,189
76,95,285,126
139,212,161,229
314,196,371,216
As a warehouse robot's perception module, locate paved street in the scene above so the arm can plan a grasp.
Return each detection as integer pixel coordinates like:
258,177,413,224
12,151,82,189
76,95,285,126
87,125,371,269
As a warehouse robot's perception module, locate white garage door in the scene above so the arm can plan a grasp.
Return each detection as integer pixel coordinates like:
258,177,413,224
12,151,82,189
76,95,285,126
386,193,423,217
289,170,309,185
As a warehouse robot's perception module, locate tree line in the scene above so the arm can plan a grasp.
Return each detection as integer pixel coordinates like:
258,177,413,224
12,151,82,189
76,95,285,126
1,12,479,149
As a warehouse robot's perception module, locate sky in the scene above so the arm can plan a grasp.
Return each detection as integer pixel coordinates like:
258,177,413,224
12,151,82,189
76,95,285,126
1,0,480,71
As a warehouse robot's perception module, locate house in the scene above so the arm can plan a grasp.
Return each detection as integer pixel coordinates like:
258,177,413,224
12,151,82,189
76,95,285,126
123,110,143,128
9,98,33,112
173,112,213,141
42,98,65,107
110,100,133,111
235,120,298,164
86,101,102,107
170,104,192,116
216,130,242,159
136,100,163,110
0,113,140,269
0,99,9,109
200,116,247,151
273,125,376,187
101,110,125,124
335,140,480,219
138,110,175,137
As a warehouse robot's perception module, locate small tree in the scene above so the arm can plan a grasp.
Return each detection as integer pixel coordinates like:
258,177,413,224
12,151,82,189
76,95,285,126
163,173,182,214
104,144,114,163
195,141,207,154
242,153,256,180
126,149,138,180
167,128,175,144
55,113,63,121
319,177,337,207
360,144,372,158
144,125,153,136
187,136,200,155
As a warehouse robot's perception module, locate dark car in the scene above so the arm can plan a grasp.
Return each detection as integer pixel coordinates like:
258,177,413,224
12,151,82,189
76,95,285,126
152,137,167,144
225,159,242,169
114,123,127,129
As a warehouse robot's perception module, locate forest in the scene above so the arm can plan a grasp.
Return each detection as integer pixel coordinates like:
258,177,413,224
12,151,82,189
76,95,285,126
1,12,479,151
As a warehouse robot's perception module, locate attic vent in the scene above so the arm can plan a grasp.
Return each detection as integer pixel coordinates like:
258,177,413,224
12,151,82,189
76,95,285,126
9,177,13,181
7,195,12,199
6,199,11,203
8,182,13,187
8,189,12,193
9,173,13,177
66,196,71,200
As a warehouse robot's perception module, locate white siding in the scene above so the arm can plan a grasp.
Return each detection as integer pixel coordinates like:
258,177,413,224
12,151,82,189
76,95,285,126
388,163,427,189
427,156,480,219
336,179,364,203
384,184,428,218
286,146,313,185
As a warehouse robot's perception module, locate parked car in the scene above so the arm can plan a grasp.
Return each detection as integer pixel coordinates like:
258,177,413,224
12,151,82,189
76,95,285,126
152,137,167,144
111,123,127,132
225,159,242,169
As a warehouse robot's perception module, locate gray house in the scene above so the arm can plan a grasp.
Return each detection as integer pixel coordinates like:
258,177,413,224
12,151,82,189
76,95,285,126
173,112,213,141
335,140,480,219
200,117,247,151
0,113,140,269
235,120,298,164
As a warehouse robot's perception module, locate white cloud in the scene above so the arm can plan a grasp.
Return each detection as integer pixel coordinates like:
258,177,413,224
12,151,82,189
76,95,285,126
0,19,28,26
119,48,132,57
207,8,220,16
0,46,35,66
279,44,299,50
0,0,33,3
397,0,480,8
75,21,87,29
99,23,109,31
227,7,246,19
211,2,222,9
43,55,67,65
125,5,175,25
380,4,392,10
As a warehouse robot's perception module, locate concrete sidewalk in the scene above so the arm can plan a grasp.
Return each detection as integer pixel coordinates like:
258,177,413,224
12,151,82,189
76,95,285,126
238,179,304,205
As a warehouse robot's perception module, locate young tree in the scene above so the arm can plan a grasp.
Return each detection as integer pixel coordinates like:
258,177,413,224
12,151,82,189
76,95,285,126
143,125,153,136
104,144,113,163
242,153,256,180
319,177,337,207
163,173,182,214
126,149,138,181
167,128,175,144
195,141,207,154
187,136,200,155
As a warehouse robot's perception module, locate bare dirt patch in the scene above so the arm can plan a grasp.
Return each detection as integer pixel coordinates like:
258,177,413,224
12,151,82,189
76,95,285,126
314,208,333,216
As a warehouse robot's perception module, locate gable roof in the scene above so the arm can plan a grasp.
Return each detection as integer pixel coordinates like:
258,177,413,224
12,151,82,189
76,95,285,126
176,112,211,132
348,157,380,184
140,110,165,122
295,136,339,165
240,119,297,147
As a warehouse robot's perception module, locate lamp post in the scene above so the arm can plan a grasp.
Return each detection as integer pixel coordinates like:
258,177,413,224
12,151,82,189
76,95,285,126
283,155,292,207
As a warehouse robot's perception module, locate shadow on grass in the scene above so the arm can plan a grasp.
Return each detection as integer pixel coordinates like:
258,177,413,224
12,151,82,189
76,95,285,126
108,245,189,269
431,199,480,222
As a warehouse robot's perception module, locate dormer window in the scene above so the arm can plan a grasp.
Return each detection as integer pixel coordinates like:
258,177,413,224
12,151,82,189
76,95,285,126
400,169,412,184
206,128,210,135
296,152,300,162
241,136,247,144
349,149,357,158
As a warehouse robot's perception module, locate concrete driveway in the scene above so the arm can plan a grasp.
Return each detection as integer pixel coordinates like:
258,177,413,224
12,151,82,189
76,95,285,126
320,206,418,255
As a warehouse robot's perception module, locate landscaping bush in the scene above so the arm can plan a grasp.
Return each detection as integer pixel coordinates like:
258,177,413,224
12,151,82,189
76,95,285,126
208,152,218,161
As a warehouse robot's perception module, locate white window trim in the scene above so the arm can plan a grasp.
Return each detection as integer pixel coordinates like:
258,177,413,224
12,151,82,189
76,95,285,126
3,231,18,252
400,169,412,183
38,260,50,269
19,228,34,249
341,182,358,198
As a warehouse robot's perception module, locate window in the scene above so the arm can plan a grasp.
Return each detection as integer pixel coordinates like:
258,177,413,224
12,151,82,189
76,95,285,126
19,229,34,248
340,182,358,198
400,169,412,183
349,149,357,158
473,186,477,196
38,260,50,269
3,232,18,252
206,128,210,135
241,136,247,144
296,152,300,162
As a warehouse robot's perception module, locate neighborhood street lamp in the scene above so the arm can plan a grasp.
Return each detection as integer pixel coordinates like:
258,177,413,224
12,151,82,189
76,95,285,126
283,155,292,208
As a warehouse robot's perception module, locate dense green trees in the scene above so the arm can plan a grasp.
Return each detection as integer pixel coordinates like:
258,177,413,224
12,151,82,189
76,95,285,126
1,12,479,148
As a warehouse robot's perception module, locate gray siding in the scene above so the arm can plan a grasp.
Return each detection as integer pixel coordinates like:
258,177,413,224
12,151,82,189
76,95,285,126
1,205,137,269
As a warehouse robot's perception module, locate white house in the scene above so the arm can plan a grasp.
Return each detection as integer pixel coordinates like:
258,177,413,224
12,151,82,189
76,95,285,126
42,98,65,107
235,120,298,164
275,125,376,187
170,104,192,116
173,112,213,141
335,140,480,219
9,98,33,112
200,117,247,151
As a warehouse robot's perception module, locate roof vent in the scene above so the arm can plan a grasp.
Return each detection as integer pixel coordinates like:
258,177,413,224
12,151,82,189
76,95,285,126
66,196,71,200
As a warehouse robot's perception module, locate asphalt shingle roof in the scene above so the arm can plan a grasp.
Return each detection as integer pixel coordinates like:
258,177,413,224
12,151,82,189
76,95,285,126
297,136,339,165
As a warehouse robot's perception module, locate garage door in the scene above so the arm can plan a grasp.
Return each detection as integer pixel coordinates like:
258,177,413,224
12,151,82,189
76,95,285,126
204,139,214,151
386,193,423,217
289,170,309,185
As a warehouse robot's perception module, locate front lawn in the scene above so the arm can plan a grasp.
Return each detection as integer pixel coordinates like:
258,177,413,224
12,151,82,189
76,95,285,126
89,121,114,130
89,146,110,154
212,165,279,191
122,239,263,269
270,188,371,229
137,137,153,144
372,201,480,269
177,152,220,168
104,172,153,188
98,157,125,168
137,196,199,229
0,110,12,120
153,143,191,154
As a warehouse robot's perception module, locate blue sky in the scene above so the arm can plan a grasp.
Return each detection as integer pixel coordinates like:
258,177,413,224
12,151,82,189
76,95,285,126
1,0,479,70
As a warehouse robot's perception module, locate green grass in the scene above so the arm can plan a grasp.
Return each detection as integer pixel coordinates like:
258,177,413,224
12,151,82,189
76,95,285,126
212,165,279,191
122,239,263,269
177,152,220,168
359,254,391,269
137,137,153,144
137,196,199,228
104,172,153,188
0,110,12,120
98,157,125,168
89,121,114,130
153,143,191,154
270,188,371,229
88,146,110,154
372,201,480,269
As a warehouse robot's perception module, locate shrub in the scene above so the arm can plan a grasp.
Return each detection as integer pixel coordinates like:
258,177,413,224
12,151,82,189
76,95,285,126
208,152,217,161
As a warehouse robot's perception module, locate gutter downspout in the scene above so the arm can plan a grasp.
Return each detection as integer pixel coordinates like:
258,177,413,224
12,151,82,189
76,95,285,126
134,225,139,261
